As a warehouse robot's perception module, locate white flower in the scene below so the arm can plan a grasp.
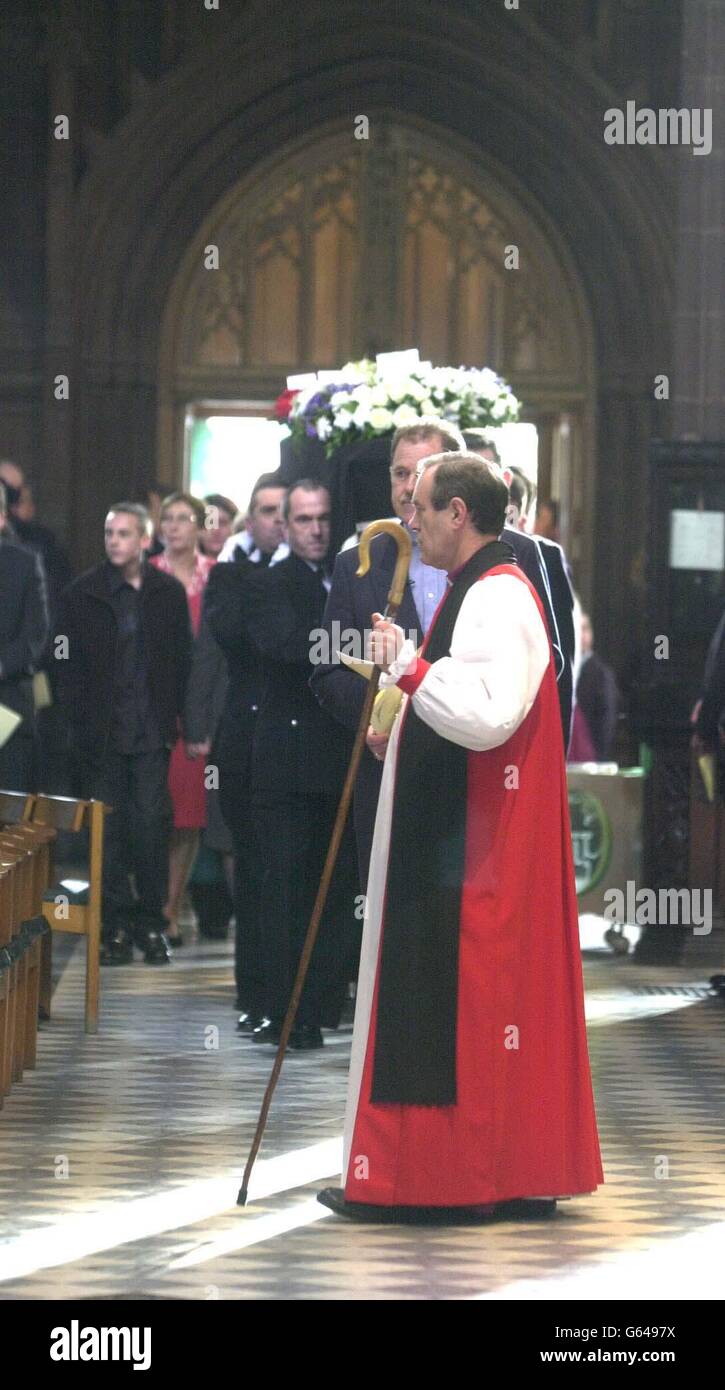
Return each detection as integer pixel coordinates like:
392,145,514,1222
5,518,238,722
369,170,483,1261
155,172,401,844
391,403,420,428
369,406,395,431
406,378,427,403
316,417,332,441
341,358,376,384
351,384,372,407
335,410,356,430
370,384,392,407
419,398,435,415
491,395,510,421
476,368,500,398
330,389,354,408
385,378,413,404
352,404,371,428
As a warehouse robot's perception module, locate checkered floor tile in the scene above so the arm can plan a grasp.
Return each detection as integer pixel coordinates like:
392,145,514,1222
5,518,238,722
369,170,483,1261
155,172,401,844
1,922,724,1300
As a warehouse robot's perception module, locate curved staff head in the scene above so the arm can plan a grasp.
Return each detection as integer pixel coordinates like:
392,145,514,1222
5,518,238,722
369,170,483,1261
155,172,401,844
356,519,413,612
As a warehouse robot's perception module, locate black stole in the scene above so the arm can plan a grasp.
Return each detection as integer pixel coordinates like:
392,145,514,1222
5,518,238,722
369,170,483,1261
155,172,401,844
371,539,516,1106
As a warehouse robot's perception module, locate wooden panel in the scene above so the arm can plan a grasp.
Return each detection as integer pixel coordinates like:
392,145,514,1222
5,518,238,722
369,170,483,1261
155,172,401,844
42,903,89,936
33,795,87,832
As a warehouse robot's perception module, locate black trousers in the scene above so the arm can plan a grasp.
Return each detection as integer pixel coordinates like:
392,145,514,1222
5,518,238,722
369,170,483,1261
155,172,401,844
216,720,265,1012
76,746,172,939
253,794,359,1028
0,678,38,792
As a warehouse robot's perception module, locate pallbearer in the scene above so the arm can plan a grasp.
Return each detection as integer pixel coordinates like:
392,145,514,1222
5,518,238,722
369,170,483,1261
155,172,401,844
319,453,602,1221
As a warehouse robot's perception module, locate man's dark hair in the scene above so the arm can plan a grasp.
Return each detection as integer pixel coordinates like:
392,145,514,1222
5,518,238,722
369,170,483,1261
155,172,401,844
390,417,465,462
462,429,501,464
249,471,285,515
282,478,328,522
508,466,537,517
423,452,509,537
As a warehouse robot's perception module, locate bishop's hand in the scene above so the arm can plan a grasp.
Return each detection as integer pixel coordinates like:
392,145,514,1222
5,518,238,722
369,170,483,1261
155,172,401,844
368,613,405,674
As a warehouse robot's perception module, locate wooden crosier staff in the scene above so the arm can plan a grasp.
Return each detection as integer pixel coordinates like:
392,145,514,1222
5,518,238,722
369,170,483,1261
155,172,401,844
237,519,413,1206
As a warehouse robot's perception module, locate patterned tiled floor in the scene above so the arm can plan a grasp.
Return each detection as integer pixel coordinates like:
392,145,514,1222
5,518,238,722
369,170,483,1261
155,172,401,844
1,922,724,1300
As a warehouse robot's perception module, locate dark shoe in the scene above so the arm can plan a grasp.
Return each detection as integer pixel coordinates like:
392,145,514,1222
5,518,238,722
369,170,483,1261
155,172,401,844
166,932,184,948
289,1023,324,1051
494,1198,557,1220
251,1019,281,1045
143,929,172,965
316,1188,496,1224
237,1011,266,1034
316,1188,554,1224
100,929,134,966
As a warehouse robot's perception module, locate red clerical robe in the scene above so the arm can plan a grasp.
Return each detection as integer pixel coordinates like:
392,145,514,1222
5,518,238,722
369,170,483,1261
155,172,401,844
343,551,603,1207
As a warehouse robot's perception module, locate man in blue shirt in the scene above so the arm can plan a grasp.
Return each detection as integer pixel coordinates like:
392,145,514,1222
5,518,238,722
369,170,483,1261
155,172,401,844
310,419,464,885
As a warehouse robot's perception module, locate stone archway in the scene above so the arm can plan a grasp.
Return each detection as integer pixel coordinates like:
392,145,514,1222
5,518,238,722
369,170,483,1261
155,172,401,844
67,0,672,669
158,114,596,588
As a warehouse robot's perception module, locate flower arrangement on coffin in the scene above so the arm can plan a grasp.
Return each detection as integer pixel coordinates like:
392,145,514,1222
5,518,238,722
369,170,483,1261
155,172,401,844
274,358,520,458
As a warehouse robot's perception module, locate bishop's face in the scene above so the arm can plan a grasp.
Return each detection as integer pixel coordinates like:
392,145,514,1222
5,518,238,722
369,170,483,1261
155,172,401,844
409,467,455,570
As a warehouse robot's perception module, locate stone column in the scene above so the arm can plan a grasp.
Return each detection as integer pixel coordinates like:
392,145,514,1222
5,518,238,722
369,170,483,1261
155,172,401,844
672,0,725,439
41,0,84,545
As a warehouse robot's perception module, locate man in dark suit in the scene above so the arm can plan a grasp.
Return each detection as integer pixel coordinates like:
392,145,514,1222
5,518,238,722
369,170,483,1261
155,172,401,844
310,420,465,886
0,461,73,612
202,474,287,1028
246,480,356,1050
575,612,619,759
55,503,192,965
464,434,575,750
0,481,49,790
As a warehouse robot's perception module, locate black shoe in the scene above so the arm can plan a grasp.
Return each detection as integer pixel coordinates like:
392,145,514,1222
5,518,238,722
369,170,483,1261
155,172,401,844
100,929,134,966
143,929,172,965
493,1198,558,1220
316,1188,555,1225
289,1023,324,1051
315,1189,495,1224
237,1011,266,1034
251,1019,281,1045
166,932,184,948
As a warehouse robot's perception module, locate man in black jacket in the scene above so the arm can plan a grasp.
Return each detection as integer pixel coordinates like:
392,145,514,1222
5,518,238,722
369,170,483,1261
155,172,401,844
464,435,575,749
0,482,50,790
55,503,192,964
203,474,286,1026
246,480,356,1050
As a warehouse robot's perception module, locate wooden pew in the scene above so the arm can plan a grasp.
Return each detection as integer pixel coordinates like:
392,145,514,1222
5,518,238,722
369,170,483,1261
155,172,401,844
33,795,108,1035
0,813,51,1103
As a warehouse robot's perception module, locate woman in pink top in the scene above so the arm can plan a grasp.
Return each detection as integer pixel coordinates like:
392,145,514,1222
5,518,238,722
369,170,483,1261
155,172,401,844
150,492,215,944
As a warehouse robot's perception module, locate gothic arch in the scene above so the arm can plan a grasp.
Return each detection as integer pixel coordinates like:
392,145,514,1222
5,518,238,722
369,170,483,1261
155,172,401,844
69,0,672,649
158,113,597,583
